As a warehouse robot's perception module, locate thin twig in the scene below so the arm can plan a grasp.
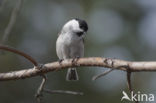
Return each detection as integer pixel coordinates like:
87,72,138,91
43,89,83,95
92,69,114,80
35,75,47,103
127,71,132,92
127,69,138,103
1,0,22,44
0,45,38,66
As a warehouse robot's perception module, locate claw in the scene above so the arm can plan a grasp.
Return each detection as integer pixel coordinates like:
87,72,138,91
72,56,80,65
58,59,64,64
35,64,45,70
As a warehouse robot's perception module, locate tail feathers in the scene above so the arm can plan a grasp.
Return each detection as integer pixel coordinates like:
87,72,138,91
66,68,79,81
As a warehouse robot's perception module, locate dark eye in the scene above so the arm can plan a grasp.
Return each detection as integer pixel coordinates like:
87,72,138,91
76,32,83,37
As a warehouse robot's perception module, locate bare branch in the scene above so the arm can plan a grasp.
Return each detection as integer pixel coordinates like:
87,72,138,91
126,68,139,103
127,70,132,92
43,89,83,95
1,0,22,44
35,75,47,103
92,69,113,80
0,45,38,66
1,57,156,81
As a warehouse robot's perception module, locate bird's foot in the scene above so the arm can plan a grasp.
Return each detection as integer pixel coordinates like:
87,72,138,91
35,64,45,70
58,59,64,64
72,56,80,66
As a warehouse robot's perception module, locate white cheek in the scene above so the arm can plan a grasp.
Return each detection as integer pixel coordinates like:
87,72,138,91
70,20,82,32
72,23,79,30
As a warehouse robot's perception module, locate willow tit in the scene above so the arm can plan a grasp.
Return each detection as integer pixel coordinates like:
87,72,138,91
56,18,88,81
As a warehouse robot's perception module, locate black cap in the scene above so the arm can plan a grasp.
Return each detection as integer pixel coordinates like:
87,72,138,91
75,18,88,32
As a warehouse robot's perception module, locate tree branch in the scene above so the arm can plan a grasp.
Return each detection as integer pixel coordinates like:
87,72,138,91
1,0,22,44
35,75,47,103
0,45,38,66
1,57,156,81
43,89,83,95
92,69,114,80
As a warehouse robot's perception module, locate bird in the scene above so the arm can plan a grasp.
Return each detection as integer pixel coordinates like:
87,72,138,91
56,18,88,81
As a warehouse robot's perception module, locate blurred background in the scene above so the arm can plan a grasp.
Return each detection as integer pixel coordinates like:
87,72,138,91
0,0,156,103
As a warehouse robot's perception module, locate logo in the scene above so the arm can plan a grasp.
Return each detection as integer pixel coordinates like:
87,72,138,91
121,91,154,102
